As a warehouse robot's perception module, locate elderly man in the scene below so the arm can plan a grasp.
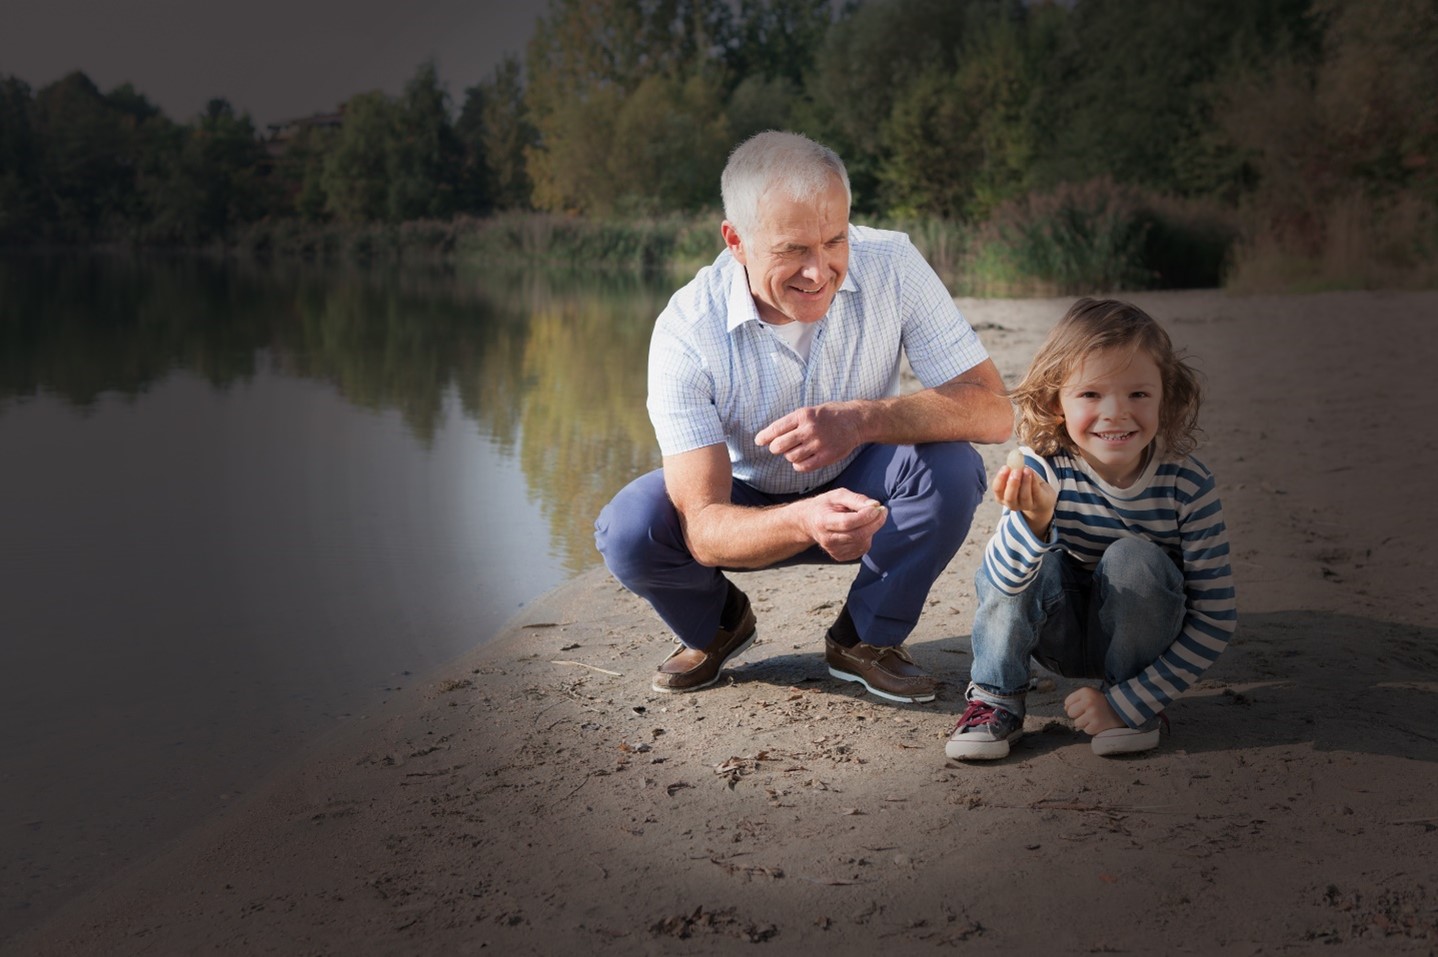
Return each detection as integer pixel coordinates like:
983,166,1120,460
595,130,1011,703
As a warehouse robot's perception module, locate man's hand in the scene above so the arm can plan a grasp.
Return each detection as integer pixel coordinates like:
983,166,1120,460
993,460,1057,539
1064,687,1125,736
663,445,885,569
796,487,887,561
755,403,862,474
754,358,1013,475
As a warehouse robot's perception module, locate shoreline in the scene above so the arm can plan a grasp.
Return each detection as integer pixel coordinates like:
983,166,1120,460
9,289,1437,954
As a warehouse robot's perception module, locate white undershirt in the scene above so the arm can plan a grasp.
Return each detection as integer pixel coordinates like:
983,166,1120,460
764,318,818,363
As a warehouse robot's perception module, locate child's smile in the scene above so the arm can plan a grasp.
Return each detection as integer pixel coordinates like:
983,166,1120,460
1058,347,1163,488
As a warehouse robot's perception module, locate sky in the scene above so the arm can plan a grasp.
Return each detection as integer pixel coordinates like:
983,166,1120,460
1,0,544,127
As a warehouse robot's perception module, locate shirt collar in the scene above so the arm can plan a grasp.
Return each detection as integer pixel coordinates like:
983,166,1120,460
725,261,760,332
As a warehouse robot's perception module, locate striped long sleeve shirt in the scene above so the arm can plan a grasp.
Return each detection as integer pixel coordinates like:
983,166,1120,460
983,447,1237,726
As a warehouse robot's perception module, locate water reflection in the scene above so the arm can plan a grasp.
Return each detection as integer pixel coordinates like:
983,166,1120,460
0,253,665,572
0,252,676,940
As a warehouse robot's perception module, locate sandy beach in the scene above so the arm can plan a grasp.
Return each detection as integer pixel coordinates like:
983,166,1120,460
9,289,1437,955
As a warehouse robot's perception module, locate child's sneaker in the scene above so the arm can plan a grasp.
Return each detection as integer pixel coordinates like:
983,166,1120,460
945,698,1023,760
1091,713,1168,756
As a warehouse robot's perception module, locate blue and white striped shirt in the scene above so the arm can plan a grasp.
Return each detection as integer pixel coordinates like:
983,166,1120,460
984,447,1237,726
647,225,989,494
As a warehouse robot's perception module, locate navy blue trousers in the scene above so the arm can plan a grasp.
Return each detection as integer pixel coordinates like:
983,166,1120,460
594,441,986,651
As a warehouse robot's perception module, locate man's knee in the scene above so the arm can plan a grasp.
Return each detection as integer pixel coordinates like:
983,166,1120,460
907,441,986,527
594,470,678,583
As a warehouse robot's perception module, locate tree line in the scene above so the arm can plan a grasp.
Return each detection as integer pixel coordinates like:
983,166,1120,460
1,0,1433,286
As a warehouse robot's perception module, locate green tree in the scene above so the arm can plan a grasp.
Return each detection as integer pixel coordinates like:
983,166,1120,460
477,55,534,211
527,84,624,213
879,6,1054,220
32,71,136,238
721,0,838,142
270,122,337,222
322,91,395,223
455,55,535,214
321,63,462,224
724,0,834,87
724,73,802,145
149,98,267,243
0,75,40,241
455,82,492,214
1218,0,1438,252
106,82,183,236
805,0,1015,212
609,70,731,214
388,60,460,221
1037,0,1316,199
524,0,735,214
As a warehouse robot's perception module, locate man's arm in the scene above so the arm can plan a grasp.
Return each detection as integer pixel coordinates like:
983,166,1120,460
755,357,1012,474
664,444,888,569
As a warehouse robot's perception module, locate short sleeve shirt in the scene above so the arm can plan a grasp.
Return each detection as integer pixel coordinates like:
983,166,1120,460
647,224,990,494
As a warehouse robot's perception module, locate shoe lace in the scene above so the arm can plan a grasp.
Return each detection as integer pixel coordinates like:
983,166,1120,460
873,645,916,665
952,698,998,733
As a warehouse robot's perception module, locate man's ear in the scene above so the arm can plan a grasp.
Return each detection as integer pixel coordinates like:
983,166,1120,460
720,221,746,265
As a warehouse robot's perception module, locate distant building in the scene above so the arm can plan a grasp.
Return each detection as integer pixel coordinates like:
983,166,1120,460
263,110,345,160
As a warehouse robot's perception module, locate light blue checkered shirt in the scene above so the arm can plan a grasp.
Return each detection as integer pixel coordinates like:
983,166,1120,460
647,224,990,494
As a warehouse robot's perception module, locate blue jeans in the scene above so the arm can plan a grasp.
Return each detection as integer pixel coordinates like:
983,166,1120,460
594,441,985,651
968,536,1184,718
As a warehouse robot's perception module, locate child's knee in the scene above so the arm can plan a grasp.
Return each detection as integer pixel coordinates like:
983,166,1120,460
1097,537,1180,592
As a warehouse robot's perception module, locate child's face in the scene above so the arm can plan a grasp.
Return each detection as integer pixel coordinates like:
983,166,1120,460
1056,346,1163,488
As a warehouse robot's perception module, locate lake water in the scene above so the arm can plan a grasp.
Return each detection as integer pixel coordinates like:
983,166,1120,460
0,254,669,938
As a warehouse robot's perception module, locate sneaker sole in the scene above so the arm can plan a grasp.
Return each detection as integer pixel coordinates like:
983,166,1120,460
945,731,1022,761
650,628,758,694
827,666,936,704
1091,727,1160,756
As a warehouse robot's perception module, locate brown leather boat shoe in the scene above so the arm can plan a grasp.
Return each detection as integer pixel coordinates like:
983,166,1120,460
652,590,757,693
825,635,937,703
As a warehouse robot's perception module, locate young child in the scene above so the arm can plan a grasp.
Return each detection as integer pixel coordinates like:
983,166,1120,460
947,298,1236,760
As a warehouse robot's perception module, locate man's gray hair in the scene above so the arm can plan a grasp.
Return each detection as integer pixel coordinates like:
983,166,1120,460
721,131,851,238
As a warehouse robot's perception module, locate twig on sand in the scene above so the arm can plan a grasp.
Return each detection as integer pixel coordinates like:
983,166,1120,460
797,875,873,885
554,771,597,805
992,799,1182,814
551,660,623,676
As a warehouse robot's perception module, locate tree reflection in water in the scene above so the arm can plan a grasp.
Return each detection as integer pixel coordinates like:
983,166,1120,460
0,252,667,572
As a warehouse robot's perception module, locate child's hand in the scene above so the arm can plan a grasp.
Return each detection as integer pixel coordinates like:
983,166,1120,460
993,453,1057,538
1064,687,1125,736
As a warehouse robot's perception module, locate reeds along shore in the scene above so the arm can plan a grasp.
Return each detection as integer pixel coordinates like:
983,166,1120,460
221,183,1436,297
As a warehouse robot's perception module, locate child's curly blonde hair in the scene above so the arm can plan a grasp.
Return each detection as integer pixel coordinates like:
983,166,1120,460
1012,298,1203,457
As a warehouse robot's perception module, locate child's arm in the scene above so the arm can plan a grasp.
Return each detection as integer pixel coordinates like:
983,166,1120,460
1104,460,1238,728
981,449,1064,594
994,449,1057,539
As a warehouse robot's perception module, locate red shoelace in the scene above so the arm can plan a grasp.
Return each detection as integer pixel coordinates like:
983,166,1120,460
953,698,1000,732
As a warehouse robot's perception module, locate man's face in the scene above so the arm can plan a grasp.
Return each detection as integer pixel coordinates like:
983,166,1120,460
722,176,850,325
